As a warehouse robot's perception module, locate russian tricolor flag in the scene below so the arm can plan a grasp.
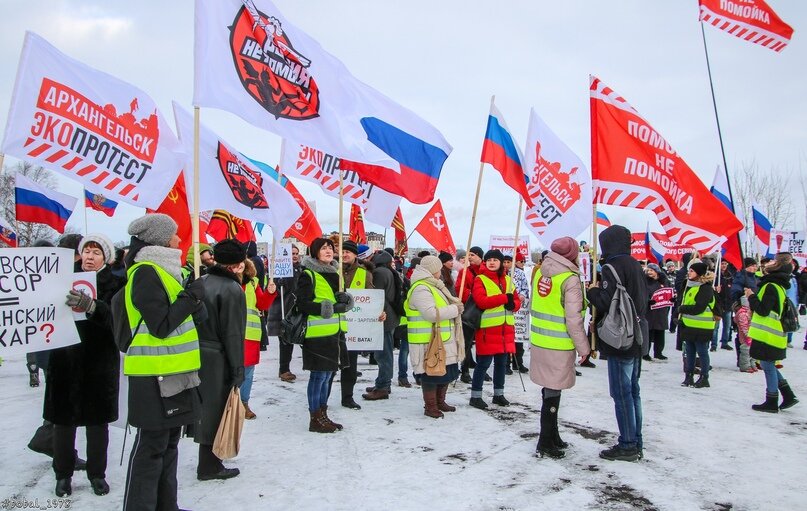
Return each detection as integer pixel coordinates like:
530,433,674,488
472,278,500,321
709,166,743,269
0,216,17,247
645,227,665,264
480,103,532,206
84,190,118,217
596,211,611,228
15,173,77,234
752,203,773,257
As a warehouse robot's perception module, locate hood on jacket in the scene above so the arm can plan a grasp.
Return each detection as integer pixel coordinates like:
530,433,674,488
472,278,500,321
539,252,580,278
599,225,632,259
761,269,792,289
371,249,393,268
301,255,338,274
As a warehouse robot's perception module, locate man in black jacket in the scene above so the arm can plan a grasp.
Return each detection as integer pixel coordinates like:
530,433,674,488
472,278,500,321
588,225,648,462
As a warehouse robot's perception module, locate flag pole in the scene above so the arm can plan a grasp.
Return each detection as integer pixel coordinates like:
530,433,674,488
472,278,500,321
699,21,744,261
509,198,523,292
590,202,599,356
459,95,494,300
269,142,286,286
337,168,345,291
82,187,88,235
192,107,201,280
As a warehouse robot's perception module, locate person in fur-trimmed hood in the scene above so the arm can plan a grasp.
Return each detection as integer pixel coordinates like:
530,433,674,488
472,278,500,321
677,262,716,389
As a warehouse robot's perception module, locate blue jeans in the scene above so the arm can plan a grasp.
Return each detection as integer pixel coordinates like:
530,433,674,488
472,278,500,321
374,330,394,390
471,354,508,396
684,340,710,377
759,360,784,394
240,365,255,403
307,370,333,412
398,337,410,379
607,356,643,450
711,312,733,349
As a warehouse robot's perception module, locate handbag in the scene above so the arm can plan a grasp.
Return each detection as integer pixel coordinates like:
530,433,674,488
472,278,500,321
424,310,447,377
461,295,482,330
212,388,245,460
279,292,307,346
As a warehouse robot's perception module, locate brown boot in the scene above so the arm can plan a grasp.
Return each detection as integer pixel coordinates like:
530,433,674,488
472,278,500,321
309,410,336,433
243,402,256,420
422,387,444,418
362,388,390,401
320,405,343,430
436,384,456,412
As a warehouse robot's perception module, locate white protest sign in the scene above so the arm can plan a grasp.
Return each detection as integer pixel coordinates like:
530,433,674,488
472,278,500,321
514,308,529,344
271,242,294,278
769,229,806,256
0,248,80,356
344,288,384,351
579,252,592,283
71,271,97,321
489,235,531,260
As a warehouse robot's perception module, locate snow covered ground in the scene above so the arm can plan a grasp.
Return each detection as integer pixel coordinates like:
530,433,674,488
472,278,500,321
1,331,805,511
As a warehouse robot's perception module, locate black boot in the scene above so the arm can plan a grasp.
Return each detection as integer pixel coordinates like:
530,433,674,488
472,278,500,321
681,373,694,387
536,395,564,459
693,375,710,388
779,381,799,410
552,393,568,449
752,392,780,413
55,478,72,497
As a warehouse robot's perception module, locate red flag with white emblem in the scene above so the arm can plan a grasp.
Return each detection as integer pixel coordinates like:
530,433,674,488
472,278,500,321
414,200,456,254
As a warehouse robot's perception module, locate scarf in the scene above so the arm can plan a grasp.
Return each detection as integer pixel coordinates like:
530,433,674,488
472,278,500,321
134,245,183,282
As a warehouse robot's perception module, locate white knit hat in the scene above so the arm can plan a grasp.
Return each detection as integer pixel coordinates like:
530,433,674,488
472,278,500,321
79,233,115,264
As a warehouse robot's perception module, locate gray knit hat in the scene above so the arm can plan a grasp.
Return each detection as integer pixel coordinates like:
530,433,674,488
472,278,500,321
79,233,115,264
419,255,442,275
128,213,177,247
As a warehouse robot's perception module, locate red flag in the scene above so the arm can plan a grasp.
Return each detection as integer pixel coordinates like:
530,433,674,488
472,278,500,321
590,76,742,254
391,207,407,256
348,204,367,244
207,210,255,243
414,200,456,254
148,172,192,260
699,0,793,52
280,175,322,245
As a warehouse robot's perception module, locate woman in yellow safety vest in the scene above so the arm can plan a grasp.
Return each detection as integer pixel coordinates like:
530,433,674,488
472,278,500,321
469,249,521,410
295,238,354,433
746,253,799,413
406,255,465,418
677,262,716,389
240,258,276,420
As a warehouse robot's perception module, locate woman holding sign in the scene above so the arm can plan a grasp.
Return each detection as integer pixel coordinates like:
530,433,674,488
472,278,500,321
644,263,671,361
45,234,124,498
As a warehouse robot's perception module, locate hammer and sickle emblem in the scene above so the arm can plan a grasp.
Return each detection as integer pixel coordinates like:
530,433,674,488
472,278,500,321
167,188,180,204
429,213,445,232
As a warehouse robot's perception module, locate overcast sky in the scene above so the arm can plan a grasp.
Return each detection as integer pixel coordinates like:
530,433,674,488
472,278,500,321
1,0,805,250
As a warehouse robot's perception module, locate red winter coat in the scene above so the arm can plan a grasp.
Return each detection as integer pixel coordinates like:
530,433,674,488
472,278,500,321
471,265,520,356
244,283,276,367
455,263,481,303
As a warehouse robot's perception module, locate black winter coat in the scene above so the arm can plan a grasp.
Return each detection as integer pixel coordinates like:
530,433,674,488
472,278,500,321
371,251,401,332
266,263,301,336
645,276,670,331
588,226,648,359
731,270,759,303
194,265,246,445
44,266,125,426
296,257,348,372
748,269,791,362
126,253,204,431
676,281,716,345
797,270,807,305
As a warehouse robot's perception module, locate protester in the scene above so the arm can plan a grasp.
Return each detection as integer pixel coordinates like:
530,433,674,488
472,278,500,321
121,214,203,511
588,225,647,462
530,237,591,459
469,249,520,409
505,253,530,373
711,259,735,352
195,239,247,480
405,256,465,418
44,234,124,498
677,262,716,389
181,242,212,281
438,251,455,294
241,258,276,420
296,238,353,433
456,246,484,383
268,243,303,382
785,259,799,348
365,248,402,398
734,297,757,373
644,263,670,360
747,253,799,413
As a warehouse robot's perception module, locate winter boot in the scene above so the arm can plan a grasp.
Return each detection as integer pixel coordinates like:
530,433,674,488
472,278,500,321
320,405,343,430
681,373,695,387
422,387,444,418
492,395,510,406
243,402,256,420
752,392,780,413
551,393,568,449
309,410,337,433
693,375,710,388
436,384,456,412
778,381,799,410
55,478,72,497
536,395,564,459
469,397,488,410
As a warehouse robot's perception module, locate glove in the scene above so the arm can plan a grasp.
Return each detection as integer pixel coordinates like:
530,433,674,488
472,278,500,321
184,278,205,302
504,293,515,311
320,299,334,319
66,289,95,315
335,292,355,310
455,302,465,315
191,302,208,325
230,366,245,388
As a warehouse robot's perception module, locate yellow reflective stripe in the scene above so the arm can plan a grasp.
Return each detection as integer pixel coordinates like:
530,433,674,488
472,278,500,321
529,270,576,350
309,317,341,326
530,325,572,339
405,281,451,343
128,341,200,357
681,314,715,323
531,310,565,323
749,321,787,338
136,319,196,339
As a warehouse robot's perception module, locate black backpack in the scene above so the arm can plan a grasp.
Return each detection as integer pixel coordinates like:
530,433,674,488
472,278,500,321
781,296,800,333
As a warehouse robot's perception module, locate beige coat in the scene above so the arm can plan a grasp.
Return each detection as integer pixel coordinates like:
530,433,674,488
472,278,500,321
529,252,591,390
406,266,464,374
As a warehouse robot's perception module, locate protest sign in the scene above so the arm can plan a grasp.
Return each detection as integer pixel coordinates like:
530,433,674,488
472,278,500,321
514,308,529,344
579,252,592,282
344,288,384,351
0,247,79,356
489,235,530,260
650,287,675,310
270,243,294,278
71,271,97,321
769,230,806,256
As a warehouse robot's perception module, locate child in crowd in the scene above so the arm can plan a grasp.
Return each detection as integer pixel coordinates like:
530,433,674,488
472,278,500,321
734,297,757,373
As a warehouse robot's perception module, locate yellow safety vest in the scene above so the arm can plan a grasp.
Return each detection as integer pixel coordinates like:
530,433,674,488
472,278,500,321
529,270,584,351
348,266,367,289
304,269,348,338
477,274,515,328
244,277,263,343
680,285,717,330
123,262,201,376
748,283,787,350
404,281,451,344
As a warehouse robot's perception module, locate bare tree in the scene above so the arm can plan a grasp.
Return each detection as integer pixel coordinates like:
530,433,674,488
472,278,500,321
0,161,61,247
